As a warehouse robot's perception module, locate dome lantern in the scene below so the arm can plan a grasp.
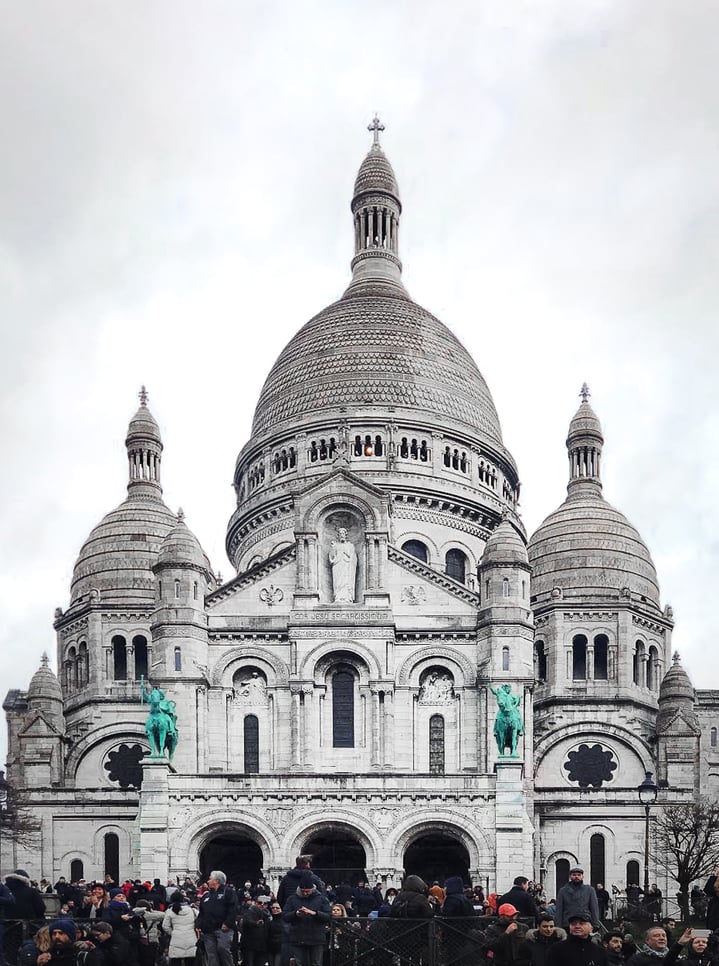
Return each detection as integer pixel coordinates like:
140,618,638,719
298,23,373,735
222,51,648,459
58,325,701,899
344,116,408,301
566,383,604,498
125,385,163,497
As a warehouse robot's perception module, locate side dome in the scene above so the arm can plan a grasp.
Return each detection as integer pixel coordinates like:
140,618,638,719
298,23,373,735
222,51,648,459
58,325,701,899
528,387,661,608
70,392,178,606
481,517,528,566
27,654,63,705
658,653,695,706
157,512,212,573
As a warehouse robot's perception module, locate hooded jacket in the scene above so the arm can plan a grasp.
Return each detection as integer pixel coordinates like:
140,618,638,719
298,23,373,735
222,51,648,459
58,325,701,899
162,903,199,959
4,872,46,921
546,934,608,966
277,868,324,907
389,876,434,919
441,878,475,918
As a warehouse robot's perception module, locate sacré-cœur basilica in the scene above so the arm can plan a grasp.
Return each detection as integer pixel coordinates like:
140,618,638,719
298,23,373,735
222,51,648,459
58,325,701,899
5,120,718,900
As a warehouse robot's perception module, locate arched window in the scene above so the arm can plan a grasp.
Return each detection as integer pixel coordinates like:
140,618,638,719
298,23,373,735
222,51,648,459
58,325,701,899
400,437,409,458
112,636,127,681
555,858,570,892
403,540,428,563
590,833,606,889
133,636,148,681
502,578,510,598
647,646,659,690
174,647,182,672
443,446,451,467
535,641,547,682
70,859,84,882
174,580,181,599
594,635,608,680
78,642,88,688
193,581,198,600
633,641,645,685
104,832,119,885
572,635,587,680
445,549,466,584
332,670,355,748
626,860,640,890
244,715,259,774
429,715,445,775
502,646,510,671
711,727,717,748
67,646,77,690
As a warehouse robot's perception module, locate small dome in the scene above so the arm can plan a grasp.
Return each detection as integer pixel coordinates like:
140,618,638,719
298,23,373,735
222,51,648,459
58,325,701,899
126,388,161,444
157,512,212,572
27,654,63,705
71,496,178,606
481,518,528,566
567,395,603,445
528,491,660,607
658,653,695,706
353,145,400,204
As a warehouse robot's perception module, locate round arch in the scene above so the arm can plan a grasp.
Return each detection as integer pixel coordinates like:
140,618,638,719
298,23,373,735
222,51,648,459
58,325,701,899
396,646,476,689
284,813,381,871
389,814,487,872
303,490,382,533
65,721,148,781
300,640,383,682
396,530,440,566
211,646,291,688
169,811,278,874
438,539,477,574
533,723,654,780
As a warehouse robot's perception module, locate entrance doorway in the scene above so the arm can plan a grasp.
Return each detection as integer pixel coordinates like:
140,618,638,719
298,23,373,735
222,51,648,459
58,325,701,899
403,833,470,885
302,829,367,886
199,833,263,888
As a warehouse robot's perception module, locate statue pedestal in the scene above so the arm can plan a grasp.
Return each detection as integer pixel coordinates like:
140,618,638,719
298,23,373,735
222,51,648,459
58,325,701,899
137,757,173,881
494,758,533,887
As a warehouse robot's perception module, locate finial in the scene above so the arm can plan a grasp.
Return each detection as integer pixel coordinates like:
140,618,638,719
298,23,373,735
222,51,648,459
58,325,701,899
672,650,681,665
139,385,149,407
177,507,185,522
368,114,385,147
41,652,49,668
579,383,591,403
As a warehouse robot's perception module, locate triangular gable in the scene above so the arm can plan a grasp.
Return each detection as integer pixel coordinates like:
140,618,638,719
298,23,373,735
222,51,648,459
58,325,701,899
207,545,295,616
388,544,480,612
18,710,63,740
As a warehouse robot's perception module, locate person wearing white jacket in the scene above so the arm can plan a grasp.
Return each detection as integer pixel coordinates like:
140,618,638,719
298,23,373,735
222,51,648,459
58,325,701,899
162,895,199,966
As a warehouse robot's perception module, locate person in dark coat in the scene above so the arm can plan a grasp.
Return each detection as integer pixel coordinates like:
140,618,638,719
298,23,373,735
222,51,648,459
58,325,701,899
485,905,529,966
546,913,607,966
85,921,134,966
555,869,599,929
282,871,332,966
353,882,379,917
239,896,270,966
4,871,46,965
277,858,324,908
499,878,539,925
441,877,482,966
704,868,719,932
516,915,566,966
441,877,474,918
389,876,434,919
196,871,238,966
267,900,285,966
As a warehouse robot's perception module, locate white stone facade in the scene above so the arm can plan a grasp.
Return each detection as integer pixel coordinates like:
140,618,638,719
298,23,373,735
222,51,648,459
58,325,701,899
4,128,715,905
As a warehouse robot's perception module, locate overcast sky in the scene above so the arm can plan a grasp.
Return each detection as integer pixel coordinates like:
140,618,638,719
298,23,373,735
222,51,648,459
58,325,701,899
1,1,718,760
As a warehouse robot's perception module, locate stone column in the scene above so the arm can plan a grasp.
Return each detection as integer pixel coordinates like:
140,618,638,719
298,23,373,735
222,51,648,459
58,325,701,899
290,688,302,770
138,758,171,880
370,689,381,770
586,643,595,680
302,686,314,769
383,690,394,768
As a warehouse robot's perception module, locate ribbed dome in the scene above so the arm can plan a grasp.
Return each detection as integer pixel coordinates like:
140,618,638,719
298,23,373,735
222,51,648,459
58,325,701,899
658,653,695,706
157,514,212,572
126,404,161,443
27,655,62,704
528,491,660,606
567,398,603,444
481,518,528,565
353,144,400,202
71,496,178,605
251,295,503,443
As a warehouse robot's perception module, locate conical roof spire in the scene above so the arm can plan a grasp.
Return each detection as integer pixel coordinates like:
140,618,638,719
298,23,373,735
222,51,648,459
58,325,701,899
343,117,407,300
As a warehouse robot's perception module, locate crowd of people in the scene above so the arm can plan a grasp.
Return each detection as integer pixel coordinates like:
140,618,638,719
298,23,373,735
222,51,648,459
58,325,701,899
1,859,719,966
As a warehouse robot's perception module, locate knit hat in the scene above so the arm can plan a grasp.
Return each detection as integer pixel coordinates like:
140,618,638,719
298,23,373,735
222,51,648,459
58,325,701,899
109,888,124,897
299,871,314,889
498,903,518,917
49,919,77,941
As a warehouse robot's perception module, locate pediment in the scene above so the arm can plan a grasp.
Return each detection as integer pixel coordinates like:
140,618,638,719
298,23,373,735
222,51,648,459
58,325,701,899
18,710,62,740
388,544,480,614
207,545,295,617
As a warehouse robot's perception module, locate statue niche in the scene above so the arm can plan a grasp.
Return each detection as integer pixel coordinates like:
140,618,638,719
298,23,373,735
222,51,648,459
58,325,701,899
419,668,455,704
328,527,358,603
234,668,268,705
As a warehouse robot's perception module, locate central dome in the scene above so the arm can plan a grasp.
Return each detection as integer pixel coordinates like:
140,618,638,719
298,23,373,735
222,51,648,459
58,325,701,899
251,122,502,447
251,294,503,443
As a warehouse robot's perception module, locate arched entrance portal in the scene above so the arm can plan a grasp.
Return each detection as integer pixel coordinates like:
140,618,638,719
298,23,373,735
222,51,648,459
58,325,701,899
403,833,470,885
199,833,263,887
302,829,367,886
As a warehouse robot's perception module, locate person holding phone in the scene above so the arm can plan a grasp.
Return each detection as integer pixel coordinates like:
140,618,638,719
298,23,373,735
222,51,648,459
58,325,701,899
662,927,719,965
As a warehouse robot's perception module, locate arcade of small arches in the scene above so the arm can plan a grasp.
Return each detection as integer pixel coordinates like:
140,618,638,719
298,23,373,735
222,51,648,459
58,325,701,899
533,635,664,688
62,634,151,691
